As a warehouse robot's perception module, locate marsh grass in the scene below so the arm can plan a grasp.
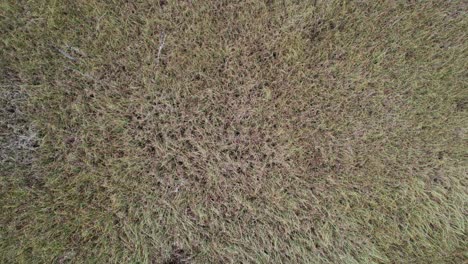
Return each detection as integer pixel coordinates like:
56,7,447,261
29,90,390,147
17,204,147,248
1,0,467,263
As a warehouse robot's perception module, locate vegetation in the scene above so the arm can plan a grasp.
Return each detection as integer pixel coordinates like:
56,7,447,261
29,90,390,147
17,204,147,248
1,0,467,263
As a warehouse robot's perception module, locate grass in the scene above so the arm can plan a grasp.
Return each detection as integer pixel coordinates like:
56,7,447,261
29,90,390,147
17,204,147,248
1,0,467,263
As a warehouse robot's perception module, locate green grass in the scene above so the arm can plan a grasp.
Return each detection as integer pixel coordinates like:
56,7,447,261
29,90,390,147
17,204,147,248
1,0,467,263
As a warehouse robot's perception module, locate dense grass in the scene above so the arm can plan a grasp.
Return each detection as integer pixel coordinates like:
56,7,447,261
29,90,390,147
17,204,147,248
1,0,467,263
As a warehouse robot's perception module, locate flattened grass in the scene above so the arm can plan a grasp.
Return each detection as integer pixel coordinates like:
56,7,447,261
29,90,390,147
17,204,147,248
1,1,467,263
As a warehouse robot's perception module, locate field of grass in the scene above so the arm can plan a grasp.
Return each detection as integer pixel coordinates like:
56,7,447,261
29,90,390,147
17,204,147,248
1,0,467,263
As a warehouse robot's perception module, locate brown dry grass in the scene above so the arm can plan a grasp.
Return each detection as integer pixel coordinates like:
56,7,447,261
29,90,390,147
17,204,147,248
1,0,467,263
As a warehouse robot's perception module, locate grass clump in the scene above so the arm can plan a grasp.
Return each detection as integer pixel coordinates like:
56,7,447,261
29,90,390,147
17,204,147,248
1,0,467,263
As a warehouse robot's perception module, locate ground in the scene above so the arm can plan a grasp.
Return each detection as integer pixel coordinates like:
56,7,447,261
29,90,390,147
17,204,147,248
1,0,467,263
